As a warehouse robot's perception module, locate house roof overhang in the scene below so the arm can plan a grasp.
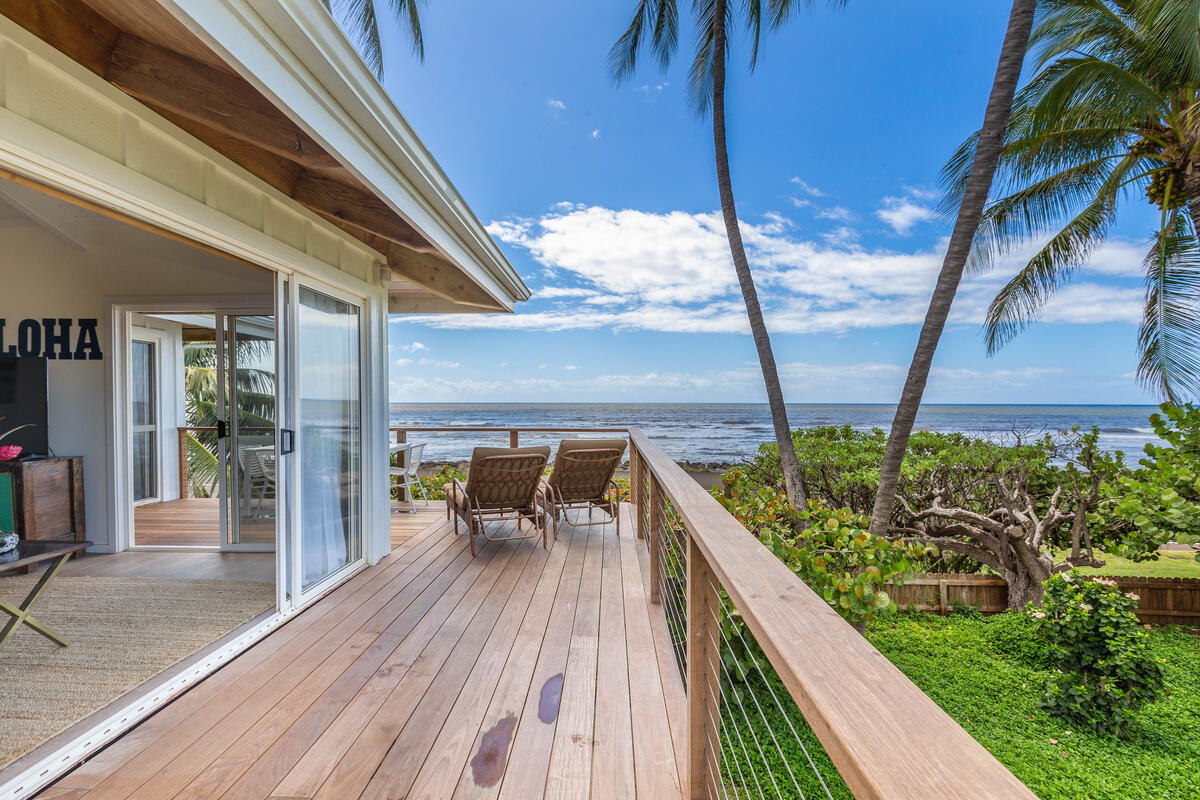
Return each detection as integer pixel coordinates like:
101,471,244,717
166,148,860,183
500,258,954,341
0,0,529,313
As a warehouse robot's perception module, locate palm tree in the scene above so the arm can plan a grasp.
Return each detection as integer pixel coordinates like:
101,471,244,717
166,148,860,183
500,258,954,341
949,0,1200,401
322,0,426,78
867,0,1038,536
610,0,843,507
183,341,276,498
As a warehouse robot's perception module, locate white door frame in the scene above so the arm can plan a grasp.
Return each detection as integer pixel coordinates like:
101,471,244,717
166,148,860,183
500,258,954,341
285,274,372,606
215,308,277,554
128,328,167,507
107,296,273,554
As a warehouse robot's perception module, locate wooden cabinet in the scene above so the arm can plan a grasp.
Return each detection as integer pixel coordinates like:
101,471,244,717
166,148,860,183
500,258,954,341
0,457,85,541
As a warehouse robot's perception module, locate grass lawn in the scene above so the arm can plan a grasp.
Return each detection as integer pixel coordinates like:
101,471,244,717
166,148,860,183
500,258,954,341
1068,549,1200,579
869,614,1200,799
720,614,1200,800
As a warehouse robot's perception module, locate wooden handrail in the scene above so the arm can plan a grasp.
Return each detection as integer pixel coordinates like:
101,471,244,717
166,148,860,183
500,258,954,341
389,426,628,449
627,428,1035,800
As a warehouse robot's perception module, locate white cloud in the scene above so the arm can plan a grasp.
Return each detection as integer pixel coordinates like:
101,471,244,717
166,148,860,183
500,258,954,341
398,342,427,353
548,98,566,111
534,286,599,299
789,177,824,197
417,358,460,368
470,204,1146,336
564,365,577,370
591,129,601,140
394,358,413,367
636,82,669,97
877,193,937,235
387,360,1085,403
816,205,855,222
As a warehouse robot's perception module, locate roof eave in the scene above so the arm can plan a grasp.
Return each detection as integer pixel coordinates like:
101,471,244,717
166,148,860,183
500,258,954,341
161,0,530,309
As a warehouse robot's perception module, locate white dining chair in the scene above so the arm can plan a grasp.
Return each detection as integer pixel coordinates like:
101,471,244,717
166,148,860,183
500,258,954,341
389,442,428,512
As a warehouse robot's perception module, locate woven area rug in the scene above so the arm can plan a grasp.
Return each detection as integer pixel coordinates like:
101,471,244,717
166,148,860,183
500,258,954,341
0,576,275,768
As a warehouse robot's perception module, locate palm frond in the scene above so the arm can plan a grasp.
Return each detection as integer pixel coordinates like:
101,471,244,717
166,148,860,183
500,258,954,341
1138,207,1200,401
1140,0,1200,86
686,0,727,116
609,0,679,82
325,0,427,79
982,154,1143,351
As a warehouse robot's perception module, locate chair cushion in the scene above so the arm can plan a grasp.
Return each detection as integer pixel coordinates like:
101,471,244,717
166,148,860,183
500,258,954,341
444,483,468,511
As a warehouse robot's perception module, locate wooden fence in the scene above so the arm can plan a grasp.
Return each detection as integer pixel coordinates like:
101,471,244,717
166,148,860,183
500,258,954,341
891,573,1200,626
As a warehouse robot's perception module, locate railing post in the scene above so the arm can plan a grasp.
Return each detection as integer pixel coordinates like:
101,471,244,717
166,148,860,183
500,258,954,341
176,429,188,496
509,429,519,447
396,429,406,444
687,534,721,800
648,475,662,606
628,445,639,509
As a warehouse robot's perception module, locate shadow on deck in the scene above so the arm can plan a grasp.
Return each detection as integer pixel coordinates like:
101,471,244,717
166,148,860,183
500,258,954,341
45,505,685,799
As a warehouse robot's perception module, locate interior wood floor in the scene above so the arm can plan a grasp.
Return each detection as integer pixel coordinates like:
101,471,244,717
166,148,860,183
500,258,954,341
44,506,686,799
60,550,276,583
54,507,441,584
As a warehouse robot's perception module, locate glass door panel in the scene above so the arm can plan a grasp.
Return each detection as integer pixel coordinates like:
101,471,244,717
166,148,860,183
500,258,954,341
130,339,158,503
217,312,277,551
296,286,361,590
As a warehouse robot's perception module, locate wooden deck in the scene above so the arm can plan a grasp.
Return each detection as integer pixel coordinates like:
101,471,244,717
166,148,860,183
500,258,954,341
45,506,685,799
132,498,275,547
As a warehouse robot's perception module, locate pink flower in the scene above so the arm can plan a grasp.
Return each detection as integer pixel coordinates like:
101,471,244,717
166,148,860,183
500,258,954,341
1126,592,1139,601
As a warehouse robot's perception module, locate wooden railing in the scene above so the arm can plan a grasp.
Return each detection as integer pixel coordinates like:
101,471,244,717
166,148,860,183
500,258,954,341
389,426,627,448
629,429,1035,799
390,424,1035,798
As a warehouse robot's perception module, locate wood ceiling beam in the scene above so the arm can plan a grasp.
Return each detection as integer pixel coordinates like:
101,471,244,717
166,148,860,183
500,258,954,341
104,32,341,171
0,0,119,76
293,172,435,253
323,220,503,310
149,103,304,196
387,245,505,310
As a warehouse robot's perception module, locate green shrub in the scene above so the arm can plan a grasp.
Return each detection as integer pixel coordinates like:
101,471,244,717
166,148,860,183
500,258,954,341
411,465,466,501
714,472,924,628
1097,403,1200,563
1030,571,1164,735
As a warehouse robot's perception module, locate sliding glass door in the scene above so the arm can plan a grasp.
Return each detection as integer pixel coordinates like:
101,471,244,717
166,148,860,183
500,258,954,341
215,312,277,551
293,283,363,593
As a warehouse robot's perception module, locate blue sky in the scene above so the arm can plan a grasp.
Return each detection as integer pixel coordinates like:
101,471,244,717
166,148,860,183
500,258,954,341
365,1,1160,405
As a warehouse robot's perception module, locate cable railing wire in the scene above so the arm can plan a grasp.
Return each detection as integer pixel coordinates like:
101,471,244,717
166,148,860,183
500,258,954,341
712,587,839,799
639,465,841,800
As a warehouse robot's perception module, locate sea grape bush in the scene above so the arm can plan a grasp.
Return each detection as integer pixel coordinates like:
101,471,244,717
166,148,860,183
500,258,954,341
714,469,924,629
1096,403,1200,563
412,465,466,500
1030,571,1164,735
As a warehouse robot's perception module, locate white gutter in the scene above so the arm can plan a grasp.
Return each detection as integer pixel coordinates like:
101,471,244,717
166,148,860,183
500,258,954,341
158,0,530,310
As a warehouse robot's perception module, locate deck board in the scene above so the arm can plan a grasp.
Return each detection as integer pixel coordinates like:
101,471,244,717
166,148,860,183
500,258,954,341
48,507,683,800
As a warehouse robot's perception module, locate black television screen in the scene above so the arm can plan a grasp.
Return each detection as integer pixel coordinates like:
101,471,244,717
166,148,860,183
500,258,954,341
0,357,49,456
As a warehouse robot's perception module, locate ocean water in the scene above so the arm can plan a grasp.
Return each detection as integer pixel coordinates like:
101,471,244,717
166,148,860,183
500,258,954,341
388,403,1163,465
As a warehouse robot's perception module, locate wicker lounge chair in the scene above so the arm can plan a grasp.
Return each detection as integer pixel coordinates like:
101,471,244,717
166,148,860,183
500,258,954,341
541,438,627,539
445,445,551,555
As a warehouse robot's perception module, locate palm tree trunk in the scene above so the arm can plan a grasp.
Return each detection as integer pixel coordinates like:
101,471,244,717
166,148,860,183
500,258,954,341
868,0,1037,536
710,0,806,508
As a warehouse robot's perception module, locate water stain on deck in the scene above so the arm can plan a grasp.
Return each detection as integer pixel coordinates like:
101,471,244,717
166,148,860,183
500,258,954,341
538,673,564,723
471,713,518,787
